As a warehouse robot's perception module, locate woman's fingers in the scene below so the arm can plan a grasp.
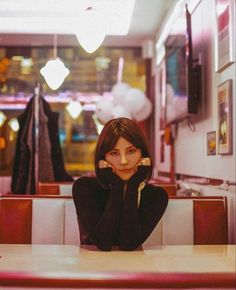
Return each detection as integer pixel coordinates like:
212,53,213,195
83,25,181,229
99,160,109,168
99,160,114,171
139,157,151,166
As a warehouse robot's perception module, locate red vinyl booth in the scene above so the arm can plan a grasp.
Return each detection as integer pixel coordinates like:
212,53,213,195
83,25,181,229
0,198,32,244
0,195,228,245
194,199,228,244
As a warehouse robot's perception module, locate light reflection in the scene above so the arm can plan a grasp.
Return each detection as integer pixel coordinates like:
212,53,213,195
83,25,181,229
216,2,228,16
66,101,83,120
8,118,19,132
0,111,7,127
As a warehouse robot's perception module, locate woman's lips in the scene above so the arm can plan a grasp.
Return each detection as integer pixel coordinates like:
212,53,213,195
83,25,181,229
118,168,133,172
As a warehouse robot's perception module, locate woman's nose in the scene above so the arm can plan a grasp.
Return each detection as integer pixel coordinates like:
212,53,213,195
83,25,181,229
120,154,128,165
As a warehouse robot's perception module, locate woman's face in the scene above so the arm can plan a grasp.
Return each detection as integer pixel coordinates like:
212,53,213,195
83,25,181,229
105,137,142,181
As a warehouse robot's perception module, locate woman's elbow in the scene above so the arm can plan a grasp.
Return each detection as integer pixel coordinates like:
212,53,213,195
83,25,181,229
119,241,141,251
91,235,113,251
96,243,113,251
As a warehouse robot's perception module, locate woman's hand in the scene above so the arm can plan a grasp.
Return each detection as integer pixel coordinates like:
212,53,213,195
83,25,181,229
127,158,151,190
137,157,151,167
98,160,124,186
98,160,114,169
133,157,151,175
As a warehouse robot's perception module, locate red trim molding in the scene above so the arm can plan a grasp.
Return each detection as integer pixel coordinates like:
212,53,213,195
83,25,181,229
157,171,233,186
1,194,72,199
0,272,235,288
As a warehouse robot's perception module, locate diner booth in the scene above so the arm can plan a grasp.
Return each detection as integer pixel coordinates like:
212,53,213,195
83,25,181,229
0,0,235,289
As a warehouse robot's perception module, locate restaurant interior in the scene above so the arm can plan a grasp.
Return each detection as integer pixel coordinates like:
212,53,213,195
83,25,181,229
0,0,235,289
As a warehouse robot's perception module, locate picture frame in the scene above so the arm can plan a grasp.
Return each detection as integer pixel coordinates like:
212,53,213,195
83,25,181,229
160,131,165,163
207,131,217,155
215,0,235,72
158,61,166,130
217,80,232,155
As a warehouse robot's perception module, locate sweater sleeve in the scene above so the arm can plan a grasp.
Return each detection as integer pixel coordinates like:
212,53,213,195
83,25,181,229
119,184,168,250
72,176,124,251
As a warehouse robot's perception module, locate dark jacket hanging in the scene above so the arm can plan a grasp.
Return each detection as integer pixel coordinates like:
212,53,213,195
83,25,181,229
11,95,73,194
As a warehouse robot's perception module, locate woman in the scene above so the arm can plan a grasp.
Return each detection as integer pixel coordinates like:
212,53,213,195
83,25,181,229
72,117,168,251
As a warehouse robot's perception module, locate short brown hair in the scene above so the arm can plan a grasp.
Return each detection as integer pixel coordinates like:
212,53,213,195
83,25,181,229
95,118,153,187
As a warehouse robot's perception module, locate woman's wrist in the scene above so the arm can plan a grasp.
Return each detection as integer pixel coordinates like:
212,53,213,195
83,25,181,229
99,167,124,187
126,165,149,192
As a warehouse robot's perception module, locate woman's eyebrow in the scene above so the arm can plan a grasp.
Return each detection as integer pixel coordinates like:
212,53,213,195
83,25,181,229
111,145,136,151
123,145,137,151
126,145,136,149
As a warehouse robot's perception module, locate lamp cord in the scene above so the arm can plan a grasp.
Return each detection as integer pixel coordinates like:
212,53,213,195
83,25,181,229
53,35,58,59
187,117,196,132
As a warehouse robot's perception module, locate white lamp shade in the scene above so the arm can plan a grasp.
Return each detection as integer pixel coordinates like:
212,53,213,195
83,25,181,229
66,101,82,119
40,57,70,90
76,30,105,54
75,8,106,53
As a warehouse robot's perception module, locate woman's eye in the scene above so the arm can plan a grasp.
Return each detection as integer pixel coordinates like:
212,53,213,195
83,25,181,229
127,148,136,154
110,151,119,157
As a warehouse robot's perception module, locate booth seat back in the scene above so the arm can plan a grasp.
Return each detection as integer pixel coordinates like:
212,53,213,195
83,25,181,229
0,195,228,246
38,182,73,196
0,176,11,195
38,181,177,196
144,196,228,246
0,196,80,245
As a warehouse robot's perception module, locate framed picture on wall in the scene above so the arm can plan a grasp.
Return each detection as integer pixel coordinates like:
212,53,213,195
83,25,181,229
207,131,217,155
215,0,235,72
217,80,232,155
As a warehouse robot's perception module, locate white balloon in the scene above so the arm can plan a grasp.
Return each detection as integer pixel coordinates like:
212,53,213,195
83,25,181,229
133,98,152,121
111,105,132,119
124,88,146,114
166,97,188,123
166,105,176,123
95,98,114,124
111,82,131,106
166,83,174,99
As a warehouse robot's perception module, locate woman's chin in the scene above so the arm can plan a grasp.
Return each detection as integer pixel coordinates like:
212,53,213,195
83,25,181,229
118,172,133,181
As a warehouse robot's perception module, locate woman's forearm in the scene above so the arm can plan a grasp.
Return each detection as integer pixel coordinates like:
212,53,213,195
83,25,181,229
91,185,123,250
119,185,143,250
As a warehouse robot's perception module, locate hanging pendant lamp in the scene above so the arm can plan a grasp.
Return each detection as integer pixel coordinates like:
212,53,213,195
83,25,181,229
40,35,70,90
75,7,106,53
66,100,82,119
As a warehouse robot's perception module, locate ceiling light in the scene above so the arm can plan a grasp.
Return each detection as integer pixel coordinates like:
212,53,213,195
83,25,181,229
40,35,69,90
95,56,111,71
0,137,6,149
75,7,106,53
66,101,82,119
8,118,19,132
40,58,69,90
0,111,7,127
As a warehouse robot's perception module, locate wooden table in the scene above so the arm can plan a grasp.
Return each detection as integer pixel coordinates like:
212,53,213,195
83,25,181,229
0,244,235,289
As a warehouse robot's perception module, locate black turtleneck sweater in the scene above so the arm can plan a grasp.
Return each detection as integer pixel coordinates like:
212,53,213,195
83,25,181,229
72,167,168,251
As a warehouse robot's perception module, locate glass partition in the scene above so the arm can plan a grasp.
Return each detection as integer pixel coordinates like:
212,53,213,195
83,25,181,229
0,46,146,178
